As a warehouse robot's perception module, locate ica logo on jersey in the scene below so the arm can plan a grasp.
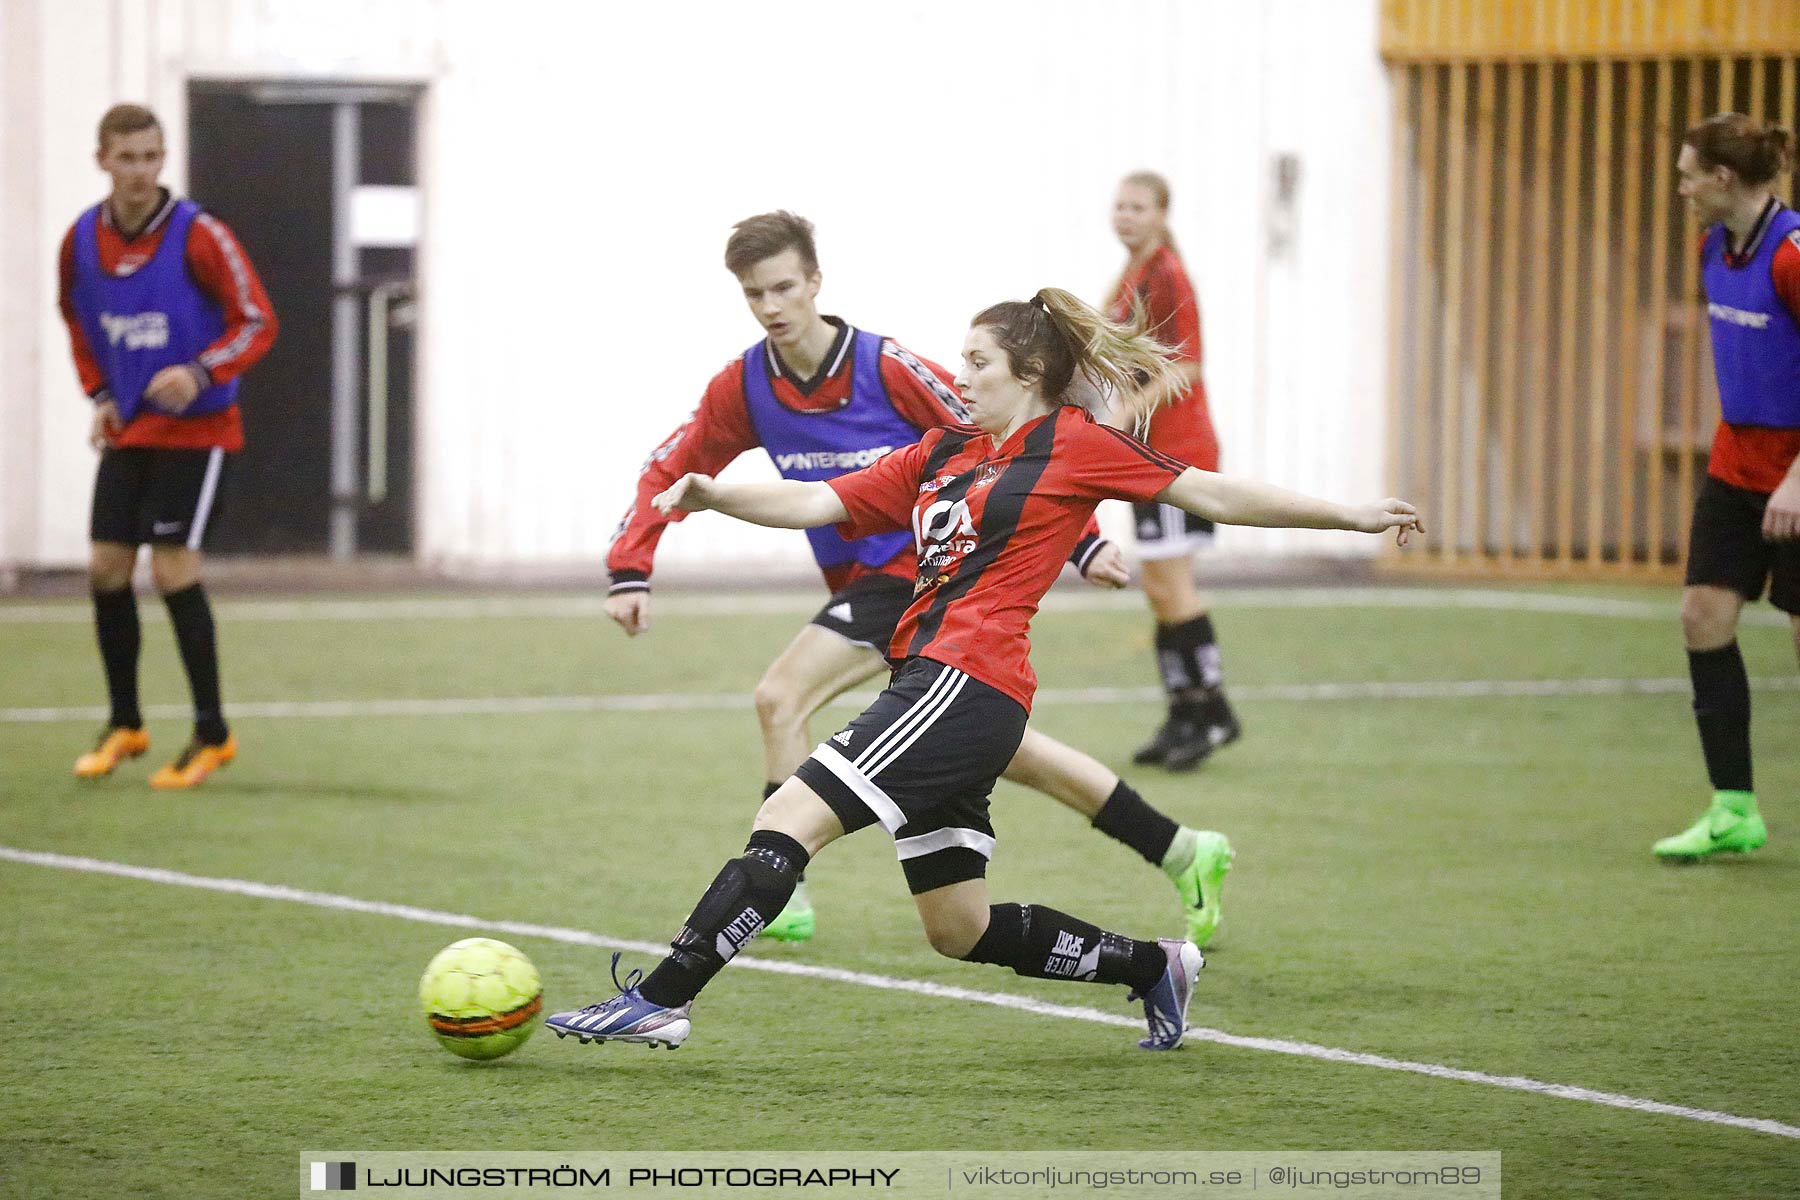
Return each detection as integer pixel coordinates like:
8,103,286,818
99,311,171,350
913,496,979,583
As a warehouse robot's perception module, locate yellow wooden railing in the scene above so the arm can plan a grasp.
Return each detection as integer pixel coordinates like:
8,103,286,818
1383,4,1800,577
1383,0,1800,61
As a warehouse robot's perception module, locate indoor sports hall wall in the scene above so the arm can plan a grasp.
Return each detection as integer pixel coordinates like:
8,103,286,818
0,0,1390,574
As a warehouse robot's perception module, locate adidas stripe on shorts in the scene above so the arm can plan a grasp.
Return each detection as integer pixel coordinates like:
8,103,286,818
1129,499,1215,561
808,572,916,650
794,656,1029,894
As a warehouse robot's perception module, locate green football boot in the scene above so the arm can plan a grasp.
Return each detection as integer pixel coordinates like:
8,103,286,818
1165,830,1234,947
1653,792,1767,861
762,880,816,943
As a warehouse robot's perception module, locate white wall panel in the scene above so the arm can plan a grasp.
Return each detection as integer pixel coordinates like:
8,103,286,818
3,0,1391,572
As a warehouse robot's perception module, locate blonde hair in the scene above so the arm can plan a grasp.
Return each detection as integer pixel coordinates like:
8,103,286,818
1119,169,1178,255
970,287,1184,433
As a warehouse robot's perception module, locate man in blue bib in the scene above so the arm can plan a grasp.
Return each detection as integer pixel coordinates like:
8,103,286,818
1658,113,1800,860
58,104,278,789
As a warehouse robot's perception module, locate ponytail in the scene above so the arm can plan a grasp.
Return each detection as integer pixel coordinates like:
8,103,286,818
970,287,1185,434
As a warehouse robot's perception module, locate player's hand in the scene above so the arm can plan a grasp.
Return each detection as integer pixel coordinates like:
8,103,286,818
144,364,202,413
88,400,124,450
1351,498,1423,546
604,591,651,636
653,473,717,515
1080,540,1130,588
1762,475,1800,542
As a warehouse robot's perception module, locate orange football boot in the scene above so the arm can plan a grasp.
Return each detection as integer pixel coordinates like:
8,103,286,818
73,726,151,779
149,733,238,790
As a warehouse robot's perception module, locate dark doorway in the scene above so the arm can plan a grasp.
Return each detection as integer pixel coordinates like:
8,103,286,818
187,81,420,556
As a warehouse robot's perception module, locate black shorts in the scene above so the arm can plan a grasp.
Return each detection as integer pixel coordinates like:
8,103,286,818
794,657,1029,894
90,447,230,550
808,572,915,650
1130,501,1215,561
1685,475,1800,614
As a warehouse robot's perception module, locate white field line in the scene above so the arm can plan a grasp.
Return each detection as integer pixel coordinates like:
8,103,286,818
3,844,1795,1142
0,586,1792,625
4,674,1797,726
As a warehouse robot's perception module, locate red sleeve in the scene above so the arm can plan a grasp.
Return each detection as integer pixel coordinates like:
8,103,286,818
57,225,109,399
1775,232,1800,326
877,339,970,430
1143,257,1201,364
826,436,933,540
605,360,764,587
185,212,278,384
1061,418,1187,502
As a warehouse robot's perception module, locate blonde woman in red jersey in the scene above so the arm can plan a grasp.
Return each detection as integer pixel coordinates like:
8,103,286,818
1108,171,1237,772
545,288,1418,1054
608,212,1237,950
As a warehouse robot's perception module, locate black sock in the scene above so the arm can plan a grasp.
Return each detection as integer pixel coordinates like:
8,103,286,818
1688,643,1753,792
1092,781,1180,867
962,903,1166,992
92,587,142,729
1155,614,1223,710
638,830,810,1007
162,583,227,745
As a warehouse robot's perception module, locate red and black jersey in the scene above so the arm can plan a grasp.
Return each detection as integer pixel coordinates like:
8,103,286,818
828,406,1188,710
1705,218,1800,494
606,318,966,594
57,189,277,452
1108,243,1219,472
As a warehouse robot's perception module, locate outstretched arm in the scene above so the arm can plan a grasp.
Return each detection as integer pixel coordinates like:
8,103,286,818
653,473,850,529
1156,468,1422,545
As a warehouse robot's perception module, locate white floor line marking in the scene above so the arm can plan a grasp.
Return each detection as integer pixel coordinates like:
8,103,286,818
1,587,1791,625
3,843,1795,1141
5,675,1796,726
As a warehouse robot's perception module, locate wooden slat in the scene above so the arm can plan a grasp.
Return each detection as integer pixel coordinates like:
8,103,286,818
1781,57,1797,202
1439,63,1469,560
1586,61,1614,564
1555,60,1584,565
1676,60,1713,563
1385,65,1415,556
1645,57,1675,566
1495,63,1526,560
1615,59,1646,568
1414,65,1442,554
1468,62,1497,556
1525,61,1556,562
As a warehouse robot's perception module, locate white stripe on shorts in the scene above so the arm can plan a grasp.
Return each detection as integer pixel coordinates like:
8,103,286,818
853,665,961,773
187,447,225,550
1136,501,1212,562
855,667,968,780
894,826,996,862
808,743,907,833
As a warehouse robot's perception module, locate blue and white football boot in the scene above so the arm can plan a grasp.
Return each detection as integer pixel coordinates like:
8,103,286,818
545,953,692,1049
1129,938,1204,1051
